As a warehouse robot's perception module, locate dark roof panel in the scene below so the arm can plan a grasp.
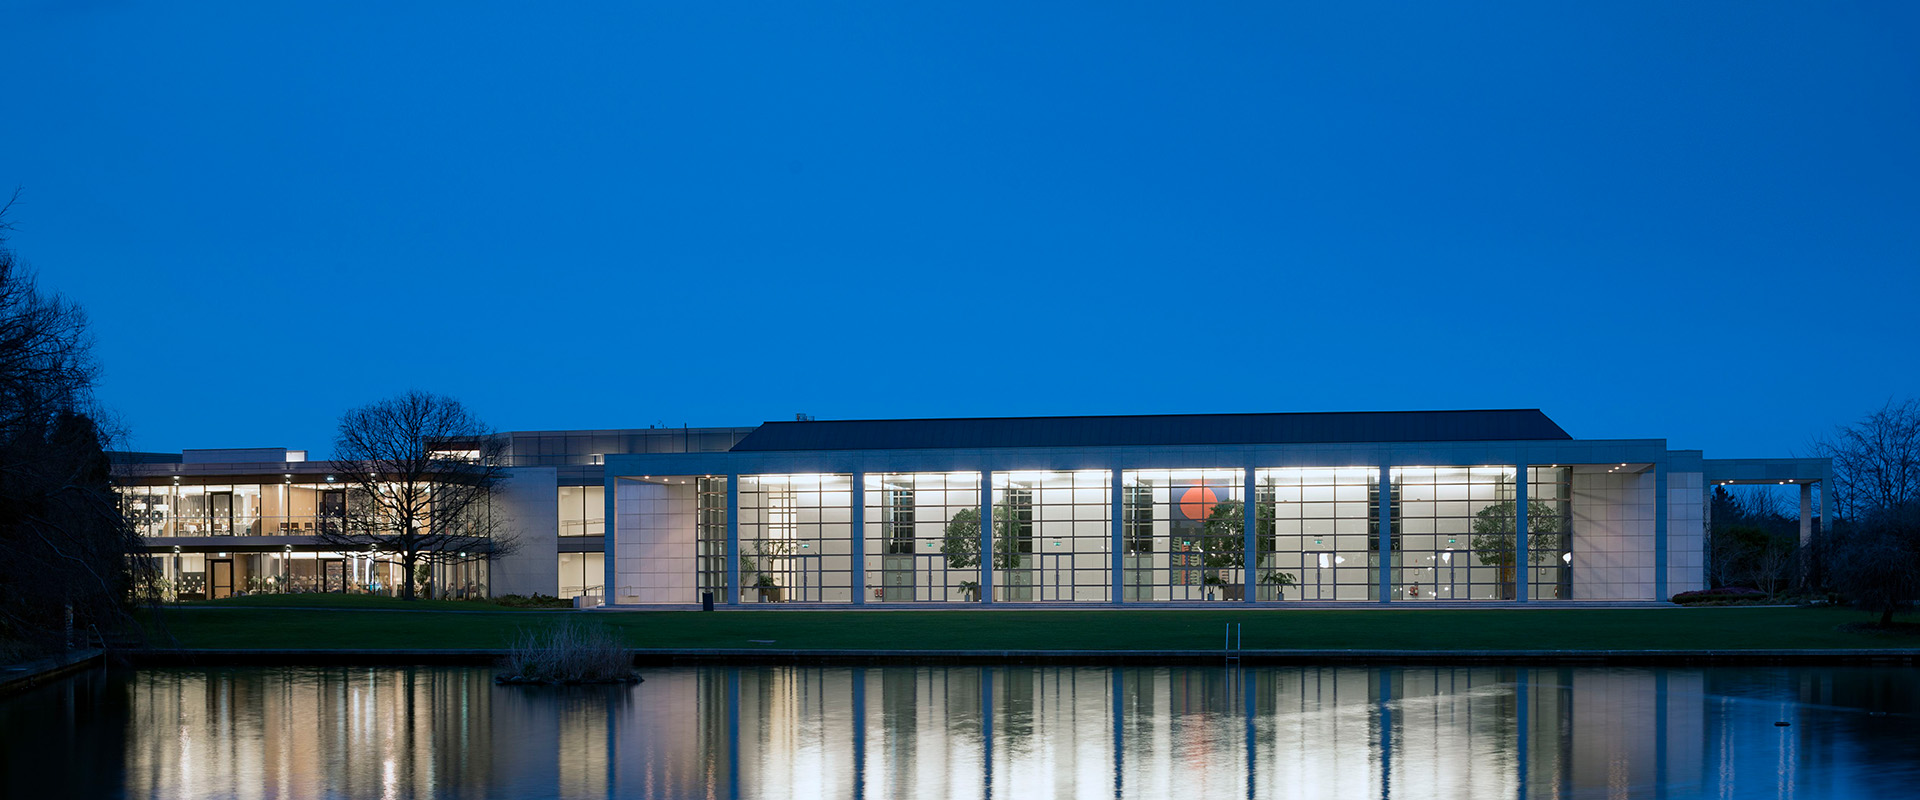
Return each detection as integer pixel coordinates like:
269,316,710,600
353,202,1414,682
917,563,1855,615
729,410,1571,452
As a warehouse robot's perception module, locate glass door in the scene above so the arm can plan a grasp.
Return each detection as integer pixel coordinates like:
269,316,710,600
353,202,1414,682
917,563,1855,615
322,559,345,592
209,492,234,535
209,559,234,599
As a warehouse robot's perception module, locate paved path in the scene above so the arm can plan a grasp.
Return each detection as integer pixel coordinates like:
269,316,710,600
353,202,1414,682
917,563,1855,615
0,649,104,696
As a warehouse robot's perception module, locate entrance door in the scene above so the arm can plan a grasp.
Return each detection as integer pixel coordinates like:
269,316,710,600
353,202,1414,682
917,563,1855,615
1301,551,1334,600
319,490,347,534
209,559,234,599
322,559,346,592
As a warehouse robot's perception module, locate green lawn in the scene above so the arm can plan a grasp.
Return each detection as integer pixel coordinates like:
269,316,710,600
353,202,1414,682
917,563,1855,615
142,598,1919,652
173,593,562,612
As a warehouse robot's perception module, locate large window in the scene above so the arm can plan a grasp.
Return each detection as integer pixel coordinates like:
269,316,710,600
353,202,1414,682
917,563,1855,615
1255,468,1379,601
1393,467,1517,601
697,476,728,599
991,471,1110,602
1525,467,1573,600
558,552,605,600
737,474,852,603
558,485,607,537
862,473,983,602
1121,469,1247,602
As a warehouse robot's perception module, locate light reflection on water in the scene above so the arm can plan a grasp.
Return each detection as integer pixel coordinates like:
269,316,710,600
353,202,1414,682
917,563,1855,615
2,664,1916,799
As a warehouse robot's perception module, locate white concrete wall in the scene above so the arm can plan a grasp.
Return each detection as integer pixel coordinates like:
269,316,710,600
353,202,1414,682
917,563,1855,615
1667,472,1706,596
490,467,559,597
614,480,697,604
1571,470,1655,599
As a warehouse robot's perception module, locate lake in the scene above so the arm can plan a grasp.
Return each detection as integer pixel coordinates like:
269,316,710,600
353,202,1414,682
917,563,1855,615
2,663,1916,799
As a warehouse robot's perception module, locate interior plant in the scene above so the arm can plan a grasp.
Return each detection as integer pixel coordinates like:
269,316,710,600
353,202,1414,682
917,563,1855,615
941,507,1026,573
1199,498,1277,588
1469,499,1566,599
1259,570,1297,600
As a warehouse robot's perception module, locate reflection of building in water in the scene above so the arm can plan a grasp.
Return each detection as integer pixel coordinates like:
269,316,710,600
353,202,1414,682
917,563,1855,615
96,665,1897,799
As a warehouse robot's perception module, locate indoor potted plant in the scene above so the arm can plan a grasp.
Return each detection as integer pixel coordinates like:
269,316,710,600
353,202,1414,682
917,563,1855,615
1259,570,1297,601
755,572,782,603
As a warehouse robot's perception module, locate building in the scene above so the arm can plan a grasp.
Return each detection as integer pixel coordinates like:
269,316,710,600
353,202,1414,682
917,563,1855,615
113,409,1832,605
113,427,751,602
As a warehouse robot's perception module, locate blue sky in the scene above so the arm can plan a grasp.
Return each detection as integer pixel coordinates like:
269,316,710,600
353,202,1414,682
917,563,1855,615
2,1,1915,457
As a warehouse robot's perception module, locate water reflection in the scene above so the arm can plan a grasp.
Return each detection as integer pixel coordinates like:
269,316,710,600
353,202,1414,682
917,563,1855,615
2,663,1916,799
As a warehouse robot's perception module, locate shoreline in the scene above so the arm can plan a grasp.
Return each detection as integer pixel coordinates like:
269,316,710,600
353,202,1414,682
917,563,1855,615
128,647,1920,667
0,649,105,697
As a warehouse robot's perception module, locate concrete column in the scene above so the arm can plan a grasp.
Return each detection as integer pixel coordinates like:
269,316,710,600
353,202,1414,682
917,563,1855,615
602,476,617,604
1243,467,1257,604
980,470,994,604
851,472,865,605
1515,463,1529,603
1110,469,1124,605
1653,463,1668,601
1378,464,1393,604
726,475,740,606
1799,482,1813,547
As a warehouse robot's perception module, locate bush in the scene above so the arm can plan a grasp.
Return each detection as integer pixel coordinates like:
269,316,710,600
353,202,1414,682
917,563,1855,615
1672,587,1767,605
491,593,573,609
497,621,636,684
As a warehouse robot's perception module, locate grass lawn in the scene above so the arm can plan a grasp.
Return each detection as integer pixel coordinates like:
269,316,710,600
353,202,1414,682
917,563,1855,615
172,593,561,612
143,597,1920,652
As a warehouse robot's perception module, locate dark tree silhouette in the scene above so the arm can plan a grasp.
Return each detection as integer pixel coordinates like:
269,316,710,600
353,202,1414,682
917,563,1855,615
0,194,149,658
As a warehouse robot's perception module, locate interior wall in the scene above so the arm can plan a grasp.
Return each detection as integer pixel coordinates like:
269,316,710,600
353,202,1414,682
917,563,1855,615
1666,472,1705,596
614,480,697,604
1571,470,1655,599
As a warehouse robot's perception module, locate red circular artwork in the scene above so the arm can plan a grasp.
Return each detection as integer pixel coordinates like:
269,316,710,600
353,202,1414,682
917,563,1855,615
1178,486,1218,520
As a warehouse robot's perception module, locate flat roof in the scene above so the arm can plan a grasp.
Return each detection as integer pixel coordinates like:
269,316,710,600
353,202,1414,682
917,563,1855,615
729,409,1573,452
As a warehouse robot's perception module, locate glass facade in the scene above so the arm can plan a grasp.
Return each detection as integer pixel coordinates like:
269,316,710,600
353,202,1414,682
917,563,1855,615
120,481,493,600
558,552,606,600
145,548,487,600
991,471,1110,602
696,476,728,600
1392,467,1514,600
1254,468,1381,601
120,482,350,537
1524,466,1574,599
737,474,853,603
557,485,606,537
861,473,983,602
1385,466,1576,601
1120,469,1246,602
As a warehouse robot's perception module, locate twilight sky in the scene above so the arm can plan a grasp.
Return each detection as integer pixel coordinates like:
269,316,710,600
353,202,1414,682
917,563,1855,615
2,2,1916,458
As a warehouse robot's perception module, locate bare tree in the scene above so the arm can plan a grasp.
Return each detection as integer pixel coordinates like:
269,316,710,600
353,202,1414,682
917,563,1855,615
1810,399,1920,522
320,390,516,600
0,193,150,658
1744,536,1799,601
1829,503,1920,626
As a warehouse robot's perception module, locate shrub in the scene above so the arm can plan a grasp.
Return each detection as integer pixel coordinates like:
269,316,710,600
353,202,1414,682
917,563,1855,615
491,593,573,609
497,621,636,684
1671,587,1767,605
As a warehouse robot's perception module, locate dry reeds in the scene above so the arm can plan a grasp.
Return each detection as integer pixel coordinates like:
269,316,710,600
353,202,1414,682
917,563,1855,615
496,620,637,684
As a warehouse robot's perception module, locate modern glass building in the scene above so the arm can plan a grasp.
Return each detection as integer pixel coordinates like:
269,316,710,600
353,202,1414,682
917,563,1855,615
603,410,1834,606
111,409,1832,605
